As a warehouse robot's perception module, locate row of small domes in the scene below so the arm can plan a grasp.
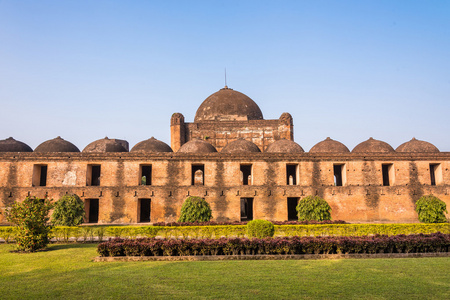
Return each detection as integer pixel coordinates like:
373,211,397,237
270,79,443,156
0,136,440,154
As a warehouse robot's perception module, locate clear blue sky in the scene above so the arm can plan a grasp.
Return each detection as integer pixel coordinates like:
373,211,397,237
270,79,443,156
1,0,449,151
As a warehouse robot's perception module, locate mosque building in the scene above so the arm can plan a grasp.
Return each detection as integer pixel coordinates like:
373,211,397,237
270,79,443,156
0,86,449,224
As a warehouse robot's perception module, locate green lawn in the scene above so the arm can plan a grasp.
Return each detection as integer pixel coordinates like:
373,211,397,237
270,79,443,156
0,243,449,299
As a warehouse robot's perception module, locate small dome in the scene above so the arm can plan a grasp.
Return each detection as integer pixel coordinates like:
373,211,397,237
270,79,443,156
0,137,33,152
178,139,217,153
221,138,261,153
131,137,173,153
83,137,129,153
266,139,304,153
310,137,350,153
352,137,394,153
396,138,439,153
34,136,80,153
194,87,263,122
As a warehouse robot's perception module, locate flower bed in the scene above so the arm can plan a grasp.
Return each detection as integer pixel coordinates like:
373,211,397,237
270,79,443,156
97,233,450,257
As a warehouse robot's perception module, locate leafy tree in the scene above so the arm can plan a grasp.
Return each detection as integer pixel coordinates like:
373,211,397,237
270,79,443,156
296,195,332,221
52,194,85,226
178,196,212,222
247,219,275,238
415,195,448,223
4,196,53,252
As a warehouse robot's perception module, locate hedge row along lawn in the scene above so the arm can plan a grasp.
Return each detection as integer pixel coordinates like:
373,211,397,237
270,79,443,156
97,233,450,257
152,220,347,226
1,223,449,243
0,243,449,299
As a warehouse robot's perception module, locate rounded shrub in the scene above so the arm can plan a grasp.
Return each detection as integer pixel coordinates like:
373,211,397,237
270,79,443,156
52,194,85,226
246,219,275,238
415,195,448,223
296,195,332,221
178,196,212,223
4,196,53,252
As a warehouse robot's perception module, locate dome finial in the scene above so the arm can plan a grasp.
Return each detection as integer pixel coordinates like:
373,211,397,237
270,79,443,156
224,67,228,89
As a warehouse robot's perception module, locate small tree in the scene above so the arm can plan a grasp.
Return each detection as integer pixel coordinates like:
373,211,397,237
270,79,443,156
52,194,85,226
415,195,448,223
247,219,275,238
296,195,332,221
4,196,53,252
178,196,212,223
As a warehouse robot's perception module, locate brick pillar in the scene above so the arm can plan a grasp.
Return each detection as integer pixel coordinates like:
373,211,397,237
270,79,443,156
170,113,185,152
279,112,294,140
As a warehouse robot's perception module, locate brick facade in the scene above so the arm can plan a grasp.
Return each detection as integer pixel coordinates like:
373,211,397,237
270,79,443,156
1,151,449,224
1,87,448,224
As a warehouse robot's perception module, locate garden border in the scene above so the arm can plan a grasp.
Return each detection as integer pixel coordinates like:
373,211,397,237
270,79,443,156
94,252,450,262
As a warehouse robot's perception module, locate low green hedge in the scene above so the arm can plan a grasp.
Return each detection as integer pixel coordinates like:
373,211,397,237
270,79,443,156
275,223,450,237
0,223,449,243
247,220,275,238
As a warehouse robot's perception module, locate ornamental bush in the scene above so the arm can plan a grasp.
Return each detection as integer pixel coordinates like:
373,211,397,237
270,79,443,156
178,196,212,223
415,195,448,223
247,219,275,238
97,233,450,257
52,194,85,226
296,196,332,222
3,196,53,252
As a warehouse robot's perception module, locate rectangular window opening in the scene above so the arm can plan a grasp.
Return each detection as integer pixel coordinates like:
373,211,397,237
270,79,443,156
87,165,101,186
382,163,394,186
138,198,151,223
287,197,299,221
140,165,152,186
85,199,99,223
430,163,442,186
286,164,298,185
240,198,253,221
240,164,252,185
191,164,205,185
32,164,47,187
333,164,345,186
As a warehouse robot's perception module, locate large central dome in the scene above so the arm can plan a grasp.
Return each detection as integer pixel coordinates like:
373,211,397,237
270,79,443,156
194,87,263,122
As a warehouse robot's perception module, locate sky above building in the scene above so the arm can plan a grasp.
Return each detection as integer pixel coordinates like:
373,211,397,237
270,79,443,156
1,0,449,151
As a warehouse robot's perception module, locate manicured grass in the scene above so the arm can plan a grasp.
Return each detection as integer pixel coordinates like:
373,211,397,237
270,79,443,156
0,243,449,299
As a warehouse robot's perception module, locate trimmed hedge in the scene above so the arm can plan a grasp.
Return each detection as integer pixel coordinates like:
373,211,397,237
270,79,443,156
97,233,450,257
247,220,275,238
274,223,450,237
1,223,449,243
153,220,347,226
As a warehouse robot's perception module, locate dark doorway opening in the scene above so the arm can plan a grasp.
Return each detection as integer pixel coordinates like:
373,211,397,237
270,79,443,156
430,164,436,186
286,164,297,185
139,199,151,223
240,198,253,221
39,165,47,186
287,197,299,221
87,165,101,186
382,164,391,186
240,165,252,185
32,165,48,187
429,163,441,186
191,164,205,185
141,165,152,185
91,165,101,186
87,199,99,223
333,164,343,186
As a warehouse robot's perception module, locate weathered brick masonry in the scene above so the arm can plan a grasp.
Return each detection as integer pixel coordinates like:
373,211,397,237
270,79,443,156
1,87,449,224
